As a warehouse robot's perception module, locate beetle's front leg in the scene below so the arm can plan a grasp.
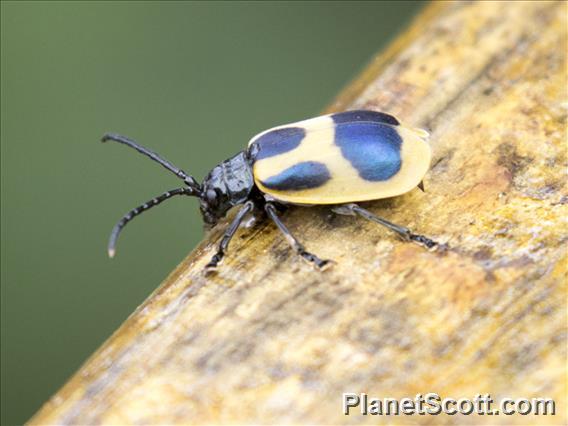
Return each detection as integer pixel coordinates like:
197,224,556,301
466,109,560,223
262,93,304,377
332,203,439,249
205,200,255,271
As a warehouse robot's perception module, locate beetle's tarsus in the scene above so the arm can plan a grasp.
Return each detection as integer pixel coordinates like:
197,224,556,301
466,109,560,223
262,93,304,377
206,252,223,268
408,233,439,250
204,256,222,274
315,257,335,271
299,250,334,270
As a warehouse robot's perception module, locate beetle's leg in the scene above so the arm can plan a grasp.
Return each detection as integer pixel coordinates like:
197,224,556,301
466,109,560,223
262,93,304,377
332,203,438,249
265,202,332,270
205,200,255,271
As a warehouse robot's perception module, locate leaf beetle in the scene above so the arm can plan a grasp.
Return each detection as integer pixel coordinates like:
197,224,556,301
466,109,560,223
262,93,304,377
102,110,438,271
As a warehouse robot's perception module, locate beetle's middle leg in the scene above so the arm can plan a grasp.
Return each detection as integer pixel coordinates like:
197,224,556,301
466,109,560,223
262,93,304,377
265,203,332,270
205,200,255,271
332,203,438,249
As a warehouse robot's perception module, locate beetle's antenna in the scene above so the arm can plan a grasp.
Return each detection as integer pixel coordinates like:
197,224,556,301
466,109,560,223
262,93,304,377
101,133,201,192
108,187,197,258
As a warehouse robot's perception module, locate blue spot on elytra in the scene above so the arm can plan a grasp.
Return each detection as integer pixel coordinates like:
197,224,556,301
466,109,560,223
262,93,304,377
261,161,331,191
335,122,402,181
250,127,305,160
332,110,399,126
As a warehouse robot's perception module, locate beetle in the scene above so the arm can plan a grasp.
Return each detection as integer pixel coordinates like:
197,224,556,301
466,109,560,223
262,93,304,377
102,109,438,271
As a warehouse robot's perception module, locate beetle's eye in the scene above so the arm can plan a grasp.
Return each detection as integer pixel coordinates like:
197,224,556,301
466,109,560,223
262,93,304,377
206,189,218,206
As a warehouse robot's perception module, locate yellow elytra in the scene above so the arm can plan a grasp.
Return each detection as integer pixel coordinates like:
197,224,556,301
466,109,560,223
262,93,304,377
248,110,431,205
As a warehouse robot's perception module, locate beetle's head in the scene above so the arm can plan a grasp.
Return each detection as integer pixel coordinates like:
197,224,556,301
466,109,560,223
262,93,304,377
198,151,255,227
198,184,232,227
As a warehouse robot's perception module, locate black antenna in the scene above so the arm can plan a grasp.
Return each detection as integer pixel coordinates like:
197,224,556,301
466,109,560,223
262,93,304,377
101,133,201,191
108,187,197,258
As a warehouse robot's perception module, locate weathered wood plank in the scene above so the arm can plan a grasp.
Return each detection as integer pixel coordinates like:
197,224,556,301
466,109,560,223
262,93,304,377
30,1,567,424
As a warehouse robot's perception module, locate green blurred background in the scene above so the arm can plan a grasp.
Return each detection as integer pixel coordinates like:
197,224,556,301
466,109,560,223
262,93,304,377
1,2,421,424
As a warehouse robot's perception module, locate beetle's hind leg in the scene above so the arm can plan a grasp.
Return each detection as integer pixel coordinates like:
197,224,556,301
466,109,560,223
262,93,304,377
205,200,255,272
332,203,438,250
265,203,332,270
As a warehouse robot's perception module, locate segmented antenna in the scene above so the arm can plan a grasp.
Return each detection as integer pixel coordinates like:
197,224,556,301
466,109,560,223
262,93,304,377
101,133,201,191
108,187,197,258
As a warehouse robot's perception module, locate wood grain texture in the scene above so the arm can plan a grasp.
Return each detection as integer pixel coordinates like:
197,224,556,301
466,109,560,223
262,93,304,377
30,2,567,425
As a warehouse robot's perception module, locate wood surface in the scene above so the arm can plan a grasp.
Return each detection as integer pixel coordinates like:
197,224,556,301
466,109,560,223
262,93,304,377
30,2,567,425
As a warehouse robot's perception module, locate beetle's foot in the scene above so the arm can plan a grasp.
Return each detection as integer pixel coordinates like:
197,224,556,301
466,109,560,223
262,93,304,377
407,232,440,251
299,251,335,271
204,252,224,274
318,259,336,271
